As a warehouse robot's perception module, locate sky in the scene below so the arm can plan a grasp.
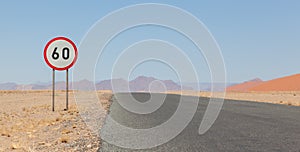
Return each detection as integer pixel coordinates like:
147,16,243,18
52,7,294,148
0,0,300,84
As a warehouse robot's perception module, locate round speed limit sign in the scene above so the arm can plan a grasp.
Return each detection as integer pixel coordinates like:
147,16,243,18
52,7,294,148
44,37,78,70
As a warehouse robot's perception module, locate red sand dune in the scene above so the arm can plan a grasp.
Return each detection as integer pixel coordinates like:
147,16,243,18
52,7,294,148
250,74,300,91
227,78,264,92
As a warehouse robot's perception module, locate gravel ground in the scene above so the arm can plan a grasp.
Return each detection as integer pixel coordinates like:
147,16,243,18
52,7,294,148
0,91,112,152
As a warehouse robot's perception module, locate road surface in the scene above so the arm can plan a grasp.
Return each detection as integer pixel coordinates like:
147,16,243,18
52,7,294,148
98,93,300,152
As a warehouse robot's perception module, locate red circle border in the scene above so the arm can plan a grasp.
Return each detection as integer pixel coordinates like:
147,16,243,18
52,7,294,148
44,37,78,71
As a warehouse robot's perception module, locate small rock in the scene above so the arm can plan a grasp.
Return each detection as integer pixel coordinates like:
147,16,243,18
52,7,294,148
11,143,19,149
38,142,46,145
60,135,70,143
45,143,52,147
62,129,72,134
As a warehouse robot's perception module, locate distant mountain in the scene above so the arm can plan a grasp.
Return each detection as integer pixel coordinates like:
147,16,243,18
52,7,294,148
226,78,264,92
249,74,300,91
10,80,94,91
14,84,47,90
52,80,95,90
95,76,193,92
96,79,129,91
129,76,156,91
72,79,94,90
0,83,18,90
0,76,193,92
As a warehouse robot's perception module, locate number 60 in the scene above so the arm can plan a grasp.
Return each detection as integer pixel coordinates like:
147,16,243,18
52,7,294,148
52,47,70,60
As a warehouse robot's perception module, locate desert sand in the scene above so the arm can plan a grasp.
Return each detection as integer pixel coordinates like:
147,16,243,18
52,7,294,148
227,74,300,92
0,90,112,152
250,74,300,91
167,91,300,106
226,78,263,92
218,74,300,106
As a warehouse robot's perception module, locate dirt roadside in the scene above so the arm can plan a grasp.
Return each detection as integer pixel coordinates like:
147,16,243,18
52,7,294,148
0,90,112,152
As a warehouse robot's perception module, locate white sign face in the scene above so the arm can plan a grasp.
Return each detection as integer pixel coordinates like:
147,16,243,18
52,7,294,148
44,37,78,70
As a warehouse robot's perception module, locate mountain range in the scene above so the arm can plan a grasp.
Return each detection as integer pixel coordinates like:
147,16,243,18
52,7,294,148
4,73,298,92
0,76,193,92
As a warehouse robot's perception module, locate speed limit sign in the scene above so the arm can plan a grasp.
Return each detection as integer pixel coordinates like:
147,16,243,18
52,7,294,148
44,37,78,112
44,37,78,70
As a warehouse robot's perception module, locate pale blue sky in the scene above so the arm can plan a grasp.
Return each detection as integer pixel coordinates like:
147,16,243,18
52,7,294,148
0,1,300,84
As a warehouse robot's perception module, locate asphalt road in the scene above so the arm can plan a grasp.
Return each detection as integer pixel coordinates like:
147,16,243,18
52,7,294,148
98,93,300,152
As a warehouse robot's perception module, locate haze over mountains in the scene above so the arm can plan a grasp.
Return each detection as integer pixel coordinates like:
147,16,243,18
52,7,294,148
3,74,299,92
0,76,193,91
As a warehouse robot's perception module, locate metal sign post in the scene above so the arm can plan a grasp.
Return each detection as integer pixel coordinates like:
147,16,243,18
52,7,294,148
66,69,69,111
52,69,55,112
44,37,78,112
